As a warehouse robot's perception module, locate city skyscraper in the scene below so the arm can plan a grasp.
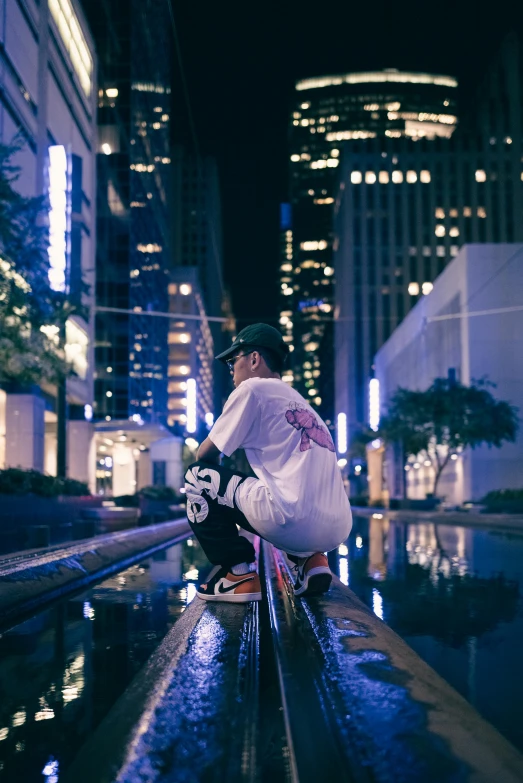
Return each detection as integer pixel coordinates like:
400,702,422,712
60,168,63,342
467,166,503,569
283,70,459,424
171,146,230,420
333,35,523,459
334,135,523,448
82,0,172,427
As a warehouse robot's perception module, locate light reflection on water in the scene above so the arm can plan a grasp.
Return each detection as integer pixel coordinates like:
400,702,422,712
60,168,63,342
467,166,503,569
335,515,523,752
0,537,209,782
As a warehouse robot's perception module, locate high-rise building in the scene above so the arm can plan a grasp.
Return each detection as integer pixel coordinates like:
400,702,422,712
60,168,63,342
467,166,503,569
0,0,97,483
333,135,523,449
284,70,459,423
82,0,172,427
333,38,523,456
167,268,215,434
171,146,229,417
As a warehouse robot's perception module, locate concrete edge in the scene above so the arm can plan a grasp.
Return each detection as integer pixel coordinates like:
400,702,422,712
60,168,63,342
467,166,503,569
301,571,523,782
0,515,191,629
62,593,207,783
351,506,523,531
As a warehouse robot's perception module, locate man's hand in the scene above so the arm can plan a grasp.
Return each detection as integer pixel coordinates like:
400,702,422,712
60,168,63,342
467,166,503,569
197,437,221,464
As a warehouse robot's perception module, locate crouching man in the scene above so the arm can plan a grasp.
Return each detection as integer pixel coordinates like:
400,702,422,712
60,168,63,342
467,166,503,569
184,323,352,602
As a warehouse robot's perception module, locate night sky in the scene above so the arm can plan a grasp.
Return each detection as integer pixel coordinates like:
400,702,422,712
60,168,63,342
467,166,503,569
171,0,522,327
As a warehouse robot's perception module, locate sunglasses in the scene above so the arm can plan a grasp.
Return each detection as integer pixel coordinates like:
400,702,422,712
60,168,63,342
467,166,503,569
226,351,254,373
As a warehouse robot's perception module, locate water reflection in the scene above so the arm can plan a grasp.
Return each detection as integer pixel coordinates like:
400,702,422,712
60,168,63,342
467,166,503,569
0,537,210,782
333,516,523,752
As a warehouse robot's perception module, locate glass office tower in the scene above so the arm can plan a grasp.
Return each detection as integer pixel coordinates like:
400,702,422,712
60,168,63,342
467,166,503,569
285,70,458,424
83,0,172,426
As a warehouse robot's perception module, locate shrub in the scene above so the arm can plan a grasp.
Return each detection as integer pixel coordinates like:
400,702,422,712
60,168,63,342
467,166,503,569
139,485,181,502
0,468,89,496
58,477,90,496
481,489,523,513
113,494,140,508
0,468,31,494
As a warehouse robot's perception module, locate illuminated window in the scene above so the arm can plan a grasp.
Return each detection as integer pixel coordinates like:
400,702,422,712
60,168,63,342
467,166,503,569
449,208,458,218
365,172,376,184
326,159,339,168
101,143,111,155
324,266,334,276
290,154,300,162
168,283,177,294
392,171,403,183
280,263,292,272
477,207,487,218
137,243,162,253
369,378,380,431
65,319,89,379
314,397,322,405
296,72,457,91
406,171,417,183
463,207,472,217
300,240,328,251
180,284,192,296
330,149,340,157
475,170,487,182
435,207,445,219
378,171,389,184
168,332,191,344
449,226,459,237
351,171,362,184
422,282,433,295
435,225,445,237
304,342,319,352
106,87,118,98
420,170,431,183
48,145,68,292
49,0,92,96
408,282,420,295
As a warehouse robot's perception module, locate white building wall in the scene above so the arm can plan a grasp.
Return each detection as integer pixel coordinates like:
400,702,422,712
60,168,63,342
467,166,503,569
0,0,97,478
375,244,523,503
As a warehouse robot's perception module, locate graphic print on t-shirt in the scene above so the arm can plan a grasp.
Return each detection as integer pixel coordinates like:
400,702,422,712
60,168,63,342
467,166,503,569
285,405,335,452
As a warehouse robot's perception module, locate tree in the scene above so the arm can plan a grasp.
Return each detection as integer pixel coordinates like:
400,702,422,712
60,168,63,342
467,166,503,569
379,378,519,496
0,139,70,386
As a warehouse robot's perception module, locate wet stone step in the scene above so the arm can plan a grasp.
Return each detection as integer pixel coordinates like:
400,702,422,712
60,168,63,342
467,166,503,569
64,595,259,783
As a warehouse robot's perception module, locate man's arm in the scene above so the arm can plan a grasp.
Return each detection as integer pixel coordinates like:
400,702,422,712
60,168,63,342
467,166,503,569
197,436,221,464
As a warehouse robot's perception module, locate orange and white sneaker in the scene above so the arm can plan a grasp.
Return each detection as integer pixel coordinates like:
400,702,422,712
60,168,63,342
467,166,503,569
196,566,262,603
292,553,332,597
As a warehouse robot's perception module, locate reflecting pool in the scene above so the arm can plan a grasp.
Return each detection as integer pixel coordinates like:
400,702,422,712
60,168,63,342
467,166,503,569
330,515,523,752
0,537,209,782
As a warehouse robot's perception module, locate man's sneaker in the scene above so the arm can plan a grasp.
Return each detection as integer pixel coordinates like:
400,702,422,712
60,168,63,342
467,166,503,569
292,553,332,597
196,566,262,603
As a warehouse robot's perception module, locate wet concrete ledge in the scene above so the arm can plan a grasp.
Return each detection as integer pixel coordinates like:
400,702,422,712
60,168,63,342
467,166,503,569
63,594,258,783
297,562,523,783
352,505,523,531
64,548,523,782
0,514,190,629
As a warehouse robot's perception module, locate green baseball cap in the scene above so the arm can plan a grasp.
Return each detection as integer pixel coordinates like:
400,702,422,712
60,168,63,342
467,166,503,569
215,323,290,364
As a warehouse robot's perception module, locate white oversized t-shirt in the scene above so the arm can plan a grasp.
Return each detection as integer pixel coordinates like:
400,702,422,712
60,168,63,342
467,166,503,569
209,378,352,553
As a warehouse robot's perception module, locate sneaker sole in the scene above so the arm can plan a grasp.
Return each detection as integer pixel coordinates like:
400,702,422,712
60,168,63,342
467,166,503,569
197,591,262,603
294,567,332,597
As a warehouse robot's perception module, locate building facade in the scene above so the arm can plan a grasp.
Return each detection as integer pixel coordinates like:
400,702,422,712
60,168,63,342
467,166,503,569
82,0,172,427
284,70,459,423
333,135,523,450
0,0,97,483
167,267,215,435
373,244,523,504
171,146,229,418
